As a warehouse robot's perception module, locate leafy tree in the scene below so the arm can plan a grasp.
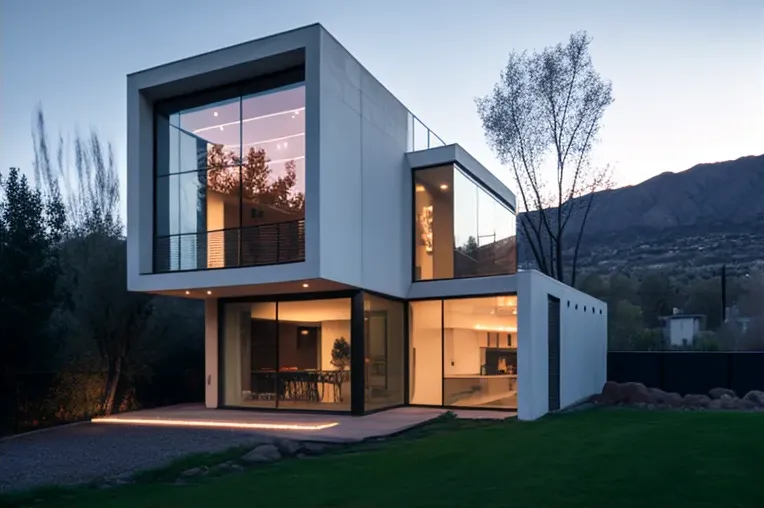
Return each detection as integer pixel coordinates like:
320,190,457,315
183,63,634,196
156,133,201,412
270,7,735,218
0,168,64,377
457,236,479,259
608,300,645,350
477,31,614,285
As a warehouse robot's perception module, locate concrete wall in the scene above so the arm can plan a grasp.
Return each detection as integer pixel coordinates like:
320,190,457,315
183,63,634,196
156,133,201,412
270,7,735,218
516,270,607,421
204,299,218,408
127,25,322,293
317,30,411,298
669,318,700,346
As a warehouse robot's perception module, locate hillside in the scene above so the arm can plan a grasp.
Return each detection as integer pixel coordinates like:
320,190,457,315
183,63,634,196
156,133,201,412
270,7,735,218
519,154,764,277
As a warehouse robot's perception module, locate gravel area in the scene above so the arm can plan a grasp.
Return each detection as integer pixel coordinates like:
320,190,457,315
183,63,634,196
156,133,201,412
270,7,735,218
0,423,273,492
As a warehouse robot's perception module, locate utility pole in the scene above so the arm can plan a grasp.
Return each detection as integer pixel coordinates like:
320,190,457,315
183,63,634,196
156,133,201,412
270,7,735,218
721,264,727,324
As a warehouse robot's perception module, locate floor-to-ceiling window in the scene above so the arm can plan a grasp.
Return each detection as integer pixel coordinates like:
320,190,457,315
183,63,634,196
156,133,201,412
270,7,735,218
409,295,517,409
154,79,306,272
220,297,351,411
364,294,405,411
413,164,517,281
409,300,443,405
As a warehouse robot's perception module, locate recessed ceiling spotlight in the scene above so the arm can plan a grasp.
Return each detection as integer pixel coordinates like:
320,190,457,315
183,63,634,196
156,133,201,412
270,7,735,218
283,141,288,148
439,184,449,190
206,290,212,295
213,111,218,117
185,290,190,295
302,283,309,288
415,185,425,192
219,126,224,131
294,110,300,115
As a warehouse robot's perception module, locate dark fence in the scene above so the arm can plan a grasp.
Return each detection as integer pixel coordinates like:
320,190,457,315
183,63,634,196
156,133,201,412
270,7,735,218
608,352,764,396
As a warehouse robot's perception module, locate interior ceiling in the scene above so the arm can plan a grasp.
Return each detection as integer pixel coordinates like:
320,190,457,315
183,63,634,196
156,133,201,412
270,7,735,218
415,165,454,194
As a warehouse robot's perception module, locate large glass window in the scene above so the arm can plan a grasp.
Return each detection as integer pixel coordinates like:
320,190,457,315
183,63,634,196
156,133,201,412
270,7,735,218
413,164,517,281
220,298,351,411
155,84,306,272
409,300,443,405
364,295,405,411
443,296,517,409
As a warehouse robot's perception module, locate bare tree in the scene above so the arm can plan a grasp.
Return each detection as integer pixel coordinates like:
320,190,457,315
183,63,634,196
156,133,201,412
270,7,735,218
477,31,614,285
33,106,152,414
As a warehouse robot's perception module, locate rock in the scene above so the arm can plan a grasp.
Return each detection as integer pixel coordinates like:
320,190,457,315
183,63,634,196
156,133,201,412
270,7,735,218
181,466,209,477
242,444,282,464
708,399,723,410
649,388,682,406
709,387,736,400
276,439,303,456
598,381,624,405
665,392,684,407
743,390,764,407
621,382,654,405
684,394,711,408
302,442,329,455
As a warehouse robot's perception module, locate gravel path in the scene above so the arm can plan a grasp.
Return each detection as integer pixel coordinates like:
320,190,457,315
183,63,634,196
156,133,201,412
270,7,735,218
0,423,273,492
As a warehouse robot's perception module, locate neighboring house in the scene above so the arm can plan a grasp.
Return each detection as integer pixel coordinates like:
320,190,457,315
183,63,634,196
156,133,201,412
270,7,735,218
662,313,705,347
126,24,607,421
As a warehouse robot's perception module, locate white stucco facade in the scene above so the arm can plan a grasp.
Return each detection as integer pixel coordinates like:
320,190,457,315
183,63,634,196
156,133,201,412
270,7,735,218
127,23,607,422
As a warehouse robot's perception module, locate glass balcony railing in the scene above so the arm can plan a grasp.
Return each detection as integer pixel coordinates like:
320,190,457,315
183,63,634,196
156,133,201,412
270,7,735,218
407,112,445,152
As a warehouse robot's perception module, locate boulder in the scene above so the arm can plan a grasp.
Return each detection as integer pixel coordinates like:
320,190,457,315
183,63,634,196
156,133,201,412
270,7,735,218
709,387,736,400
708,399,723,410
276,439,303,456
743,390,764,407
302,442,329,455
719,394,755,411
242,444,282,464
620,382,654,405
648,387,670,404
683,393,711,408
597,381,624,405
664,392,684,407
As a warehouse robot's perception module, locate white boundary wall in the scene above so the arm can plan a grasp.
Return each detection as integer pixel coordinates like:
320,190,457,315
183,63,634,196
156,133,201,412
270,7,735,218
517,271,607,421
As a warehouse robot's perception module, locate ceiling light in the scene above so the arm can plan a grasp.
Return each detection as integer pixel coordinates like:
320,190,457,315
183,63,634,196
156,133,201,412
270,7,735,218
294,110,300,115
302,283,309,288
206,290,212,295
415,185,425,192
283,141,288,148
300,330,309,335
219,126,224,131
439,184,449,190
213,111,218,117
185,290,190,295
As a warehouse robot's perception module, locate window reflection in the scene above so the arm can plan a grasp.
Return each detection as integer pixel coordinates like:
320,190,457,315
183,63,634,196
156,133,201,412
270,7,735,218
413,164,517,280
364,294,405,411
154,84,306,272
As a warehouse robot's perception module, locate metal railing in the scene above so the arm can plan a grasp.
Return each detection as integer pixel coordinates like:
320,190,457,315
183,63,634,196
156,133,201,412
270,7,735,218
154,219,305,272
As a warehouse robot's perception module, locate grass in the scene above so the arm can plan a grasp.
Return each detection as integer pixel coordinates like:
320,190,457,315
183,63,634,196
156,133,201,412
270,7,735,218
3,408,764,508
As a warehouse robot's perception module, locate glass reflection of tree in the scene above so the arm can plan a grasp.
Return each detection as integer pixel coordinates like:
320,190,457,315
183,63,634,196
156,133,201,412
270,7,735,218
205,144,305,213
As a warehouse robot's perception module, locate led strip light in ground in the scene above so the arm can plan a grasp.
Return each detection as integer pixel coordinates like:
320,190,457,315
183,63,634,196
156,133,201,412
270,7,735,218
91,417,338,431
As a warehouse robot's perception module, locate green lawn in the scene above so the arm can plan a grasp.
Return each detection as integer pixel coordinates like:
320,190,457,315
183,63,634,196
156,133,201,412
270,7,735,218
6,409,764,508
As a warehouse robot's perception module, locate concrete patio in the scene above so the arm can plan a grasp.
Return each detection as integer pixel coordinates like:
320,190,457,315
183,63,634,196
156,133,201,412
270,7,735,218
92,404,516,443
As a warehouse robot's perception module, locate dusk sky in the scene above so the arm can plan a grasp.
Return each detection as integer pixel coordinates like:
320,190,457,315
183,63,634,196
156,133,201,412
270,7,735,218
1,0,762,204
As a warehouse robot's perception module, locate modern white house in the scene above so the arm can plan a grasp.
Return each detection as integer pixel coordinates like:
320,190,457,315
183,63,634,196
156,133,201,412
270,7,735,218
126,23,607,421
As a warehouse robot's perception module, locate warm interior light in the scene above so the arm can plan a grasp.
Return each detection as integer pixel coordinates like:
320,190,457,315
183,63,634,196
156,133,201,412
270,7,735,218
206,290,212,295
475,324,517,333
415,185,425,192
439,184,448,190
302,283,309,288
300,330,309,335
91,417,338,431
184,290,190,295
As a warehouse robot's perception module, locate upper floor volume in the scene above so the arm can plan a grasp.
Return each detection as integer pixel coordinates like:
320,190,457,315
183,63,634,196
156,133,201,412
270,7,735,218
127,23,517,299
